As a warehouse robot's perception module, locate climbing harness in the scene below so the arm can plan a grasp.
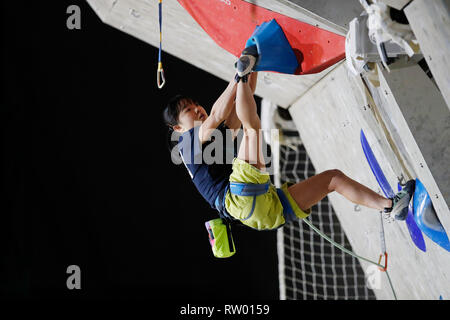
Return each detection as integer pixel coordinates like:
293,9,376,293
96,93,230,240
209,180,398,299
207,181,292,258
228,182,270,221
214,181,294,225
156,0,166,89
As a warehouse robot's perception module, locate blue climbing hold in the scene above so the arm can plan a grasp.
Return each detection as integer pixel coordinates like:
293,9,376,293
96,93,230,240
245,19,298,74
398,183,426,252
360,129,426,251
413,178,450,252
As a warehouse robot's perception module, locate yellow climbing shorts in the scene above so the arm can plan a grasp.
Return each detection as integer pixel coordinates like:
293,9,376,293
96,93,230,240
224,158,311,230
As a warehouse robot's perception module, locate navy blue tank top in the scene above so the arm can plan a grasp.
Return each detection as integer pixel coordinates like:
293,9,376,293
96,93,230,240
178,122,236,208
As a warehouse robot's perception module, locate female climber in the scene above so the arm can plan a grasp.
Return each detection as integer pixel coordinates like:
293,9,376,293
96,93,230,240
162,48,414,231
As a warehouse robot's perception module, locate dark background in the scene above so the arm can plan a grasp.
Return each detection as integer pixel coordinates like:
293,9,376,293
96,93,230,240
1,1,278,300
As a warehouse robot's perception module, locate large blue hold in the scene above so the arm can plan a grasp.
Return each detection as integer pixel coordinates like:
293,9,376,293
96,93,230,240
245,19,298,74
360,130,426,252
398,183,427,253
413,179,450,252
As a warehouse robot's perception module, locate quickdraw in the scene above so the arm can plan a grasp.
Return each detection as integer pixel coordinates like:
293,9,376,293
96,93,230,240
378,252,388,272
157,0,166,89
378,211,388,272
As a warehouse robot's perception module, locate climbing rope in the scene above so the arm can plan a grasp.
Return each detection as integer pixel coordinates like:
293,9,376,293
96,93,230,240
302,216,398,300
157,0,166,89
360,75,413,181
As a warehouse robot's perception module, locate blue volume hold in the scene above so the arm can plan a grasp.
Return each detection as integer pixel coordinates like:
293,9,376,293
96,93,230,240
245,19,299,74
360,130,395,198
413,179,450,252
360,130,426,252
398,183,427,252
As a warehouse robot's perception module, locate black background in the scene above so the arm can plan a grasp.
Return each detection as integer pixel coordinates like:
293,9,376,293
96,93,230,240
2,0,279,300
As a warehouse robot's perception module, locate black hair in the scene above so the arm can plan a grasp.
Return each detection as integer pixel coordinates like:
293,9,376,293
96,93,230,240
162,94,199,152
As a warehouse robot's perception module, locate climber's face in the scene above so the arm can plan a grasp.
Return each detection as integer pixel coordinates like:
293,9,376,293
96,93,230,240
173,100,208,132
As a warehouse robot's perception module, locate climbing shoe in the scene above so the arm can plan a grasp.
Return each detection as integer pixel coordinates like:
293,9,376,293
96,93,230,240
384,179,415,221
241,44,258,57
234,73,249,83
235,44,258,78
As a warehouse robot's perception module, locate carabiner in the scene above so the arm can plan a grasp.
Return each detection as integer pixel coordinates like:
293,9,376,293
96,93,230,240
378,252,388,272
157,62,166,89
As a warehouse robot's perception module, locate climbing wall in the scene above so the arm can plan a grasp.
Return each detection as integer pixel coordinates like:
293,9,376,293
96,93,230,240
87,0,450,299
288,61,450,299
86,0,340,108
277,143,376,300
